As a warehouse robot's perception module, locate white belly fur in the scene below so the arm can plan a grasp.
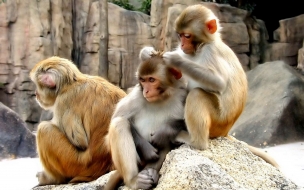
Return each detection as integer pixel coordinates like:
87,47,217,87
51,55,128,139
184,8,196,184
133,99,184,141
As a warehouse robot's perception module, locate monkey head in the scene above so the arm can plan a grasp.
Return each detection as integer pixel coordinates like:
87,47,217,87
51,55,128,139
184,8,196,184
137,47,183,103
29,56,83,109
174,4,221,55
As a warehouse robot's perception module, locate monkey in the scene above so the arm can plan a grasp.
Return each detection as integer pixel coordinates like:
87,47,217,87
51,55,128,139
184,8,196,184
29,56,126,185
162,4,279,168
104,47,189,190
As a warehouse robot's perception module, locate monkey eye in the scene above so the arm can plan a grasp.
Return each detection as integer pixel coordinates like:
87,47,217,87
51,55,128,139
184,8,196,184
177,33,191,39
184,33,191,38
149,77,155,82
139,77,145,82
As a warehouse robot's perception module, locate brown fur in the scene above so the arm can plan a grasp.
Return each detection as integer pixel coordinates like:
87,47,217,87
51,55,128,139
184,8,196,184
30,56,126,185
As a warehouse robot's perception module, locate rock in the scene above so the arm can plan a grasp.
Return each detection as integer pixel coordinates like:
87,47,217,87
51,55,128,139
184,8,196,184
273,14,304,43
0,102,37,160
32,138,298,190
264,42,302,66
230,61,304,147
297,41,304,73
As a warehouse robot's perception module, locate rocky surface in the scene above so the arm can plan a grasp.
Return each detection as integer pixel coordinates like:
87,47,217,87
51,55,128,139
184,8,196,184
230,61,304,147
32,138,298,190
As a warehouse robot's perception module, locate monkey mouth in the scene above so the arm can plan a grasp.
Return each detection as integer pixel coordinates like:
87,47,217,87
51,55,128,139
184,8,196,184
145,96,159,103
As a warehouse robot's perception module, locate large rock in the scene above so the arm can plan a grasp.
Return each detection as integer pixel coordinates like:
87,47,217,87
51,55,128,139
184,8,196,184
297,41,304,73
264,42,302,66
264,14,304,66
273,14,304,43
0,102,37,160
230,61,304,147
32,138,297,190
80,2,153,88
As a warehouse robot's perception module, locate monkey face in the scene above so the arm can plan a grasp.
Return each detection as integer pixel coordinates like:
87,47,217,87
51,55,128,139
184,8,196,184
139,75,168,103
178,33,196,55
34,86,56,110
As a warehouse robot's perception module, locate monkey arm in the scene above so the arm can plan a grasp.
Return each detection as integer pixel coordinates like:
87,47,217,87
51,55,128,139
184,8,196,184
131,126,159,162
57,108,89,150
163,51,228,94
151,119,186,149
112,85,144,119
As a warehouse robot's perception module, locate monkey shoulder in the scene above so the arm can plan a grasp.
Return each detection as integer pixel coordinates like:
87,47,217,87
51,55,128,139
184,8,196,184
112,85,145,119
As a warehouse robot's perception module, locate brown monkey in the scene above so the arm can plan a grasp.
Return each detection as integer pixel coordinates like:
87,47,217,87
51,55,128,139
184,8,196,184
163,4,279,168
29,56,126,185
104,47,188,190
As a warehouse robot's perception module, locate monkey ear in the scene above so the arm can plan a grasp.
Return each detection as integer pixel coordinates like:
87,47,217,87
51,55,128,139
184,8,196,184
206,19,217,34
39,73,56,88
139,46,156,62
169,67,182,80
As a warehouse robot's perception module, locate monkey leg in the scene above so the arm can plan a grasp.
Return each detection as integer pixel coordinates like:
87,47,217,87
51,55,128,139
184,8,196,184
185,88,219,150
36,121,94,185
108,117,153,189
142,148,170,187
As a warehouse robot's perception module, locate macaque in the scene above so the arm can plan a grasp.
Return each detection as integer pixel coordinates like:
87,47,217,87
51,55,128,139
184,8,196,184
104,47,188,190
29,56,126,185
163,4,279,168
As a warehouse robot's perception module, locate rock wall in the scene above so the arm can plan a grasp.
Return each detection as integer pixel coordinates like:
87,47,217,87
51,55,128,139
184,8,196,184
265,14,304,67
0,0,303,130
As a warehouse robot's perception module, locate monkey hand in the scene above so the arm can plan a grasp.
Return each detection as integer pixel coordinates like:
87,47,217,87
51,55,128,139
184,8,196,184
150,127,173,149
135,169,158,190
146,168,159,185
140,46,156,61
137,139,159,162
162,51,182,67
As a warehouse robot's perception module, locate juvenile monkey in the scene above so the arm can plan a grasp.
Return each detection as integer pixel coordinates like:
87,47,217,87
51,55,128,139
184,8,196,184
29,56,126,185
163,4,279,168
104,47,188,190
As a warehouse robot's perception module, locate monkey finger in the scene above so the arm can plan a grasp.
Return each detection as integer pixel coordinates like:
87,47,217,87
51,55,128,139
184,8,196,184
146,168,159,184
137,170,155,189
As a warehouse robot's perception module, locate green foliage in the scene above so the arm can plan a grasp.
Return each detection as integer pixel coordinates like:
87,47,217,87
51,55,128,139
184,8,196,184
0,0,6,4
110,0,136,11
239,3,256,12
139,0,152,15
109,0,152,15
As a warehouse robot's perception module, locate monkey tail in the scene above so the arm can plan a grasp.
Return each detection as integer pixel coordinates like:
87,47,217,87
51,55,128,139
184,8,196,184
226,135,280,169
246,145,280,169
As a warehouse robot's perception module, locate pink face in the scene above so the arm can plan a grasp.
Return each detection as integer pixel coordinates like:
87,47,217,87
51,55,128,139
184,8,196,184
178,33,196,55
139,75,163,103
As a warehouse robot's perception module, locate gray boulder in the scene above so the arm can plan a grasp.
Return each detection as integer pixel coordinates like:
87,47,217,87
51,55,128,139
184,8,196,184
0,102,37,160
230,61,304,147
